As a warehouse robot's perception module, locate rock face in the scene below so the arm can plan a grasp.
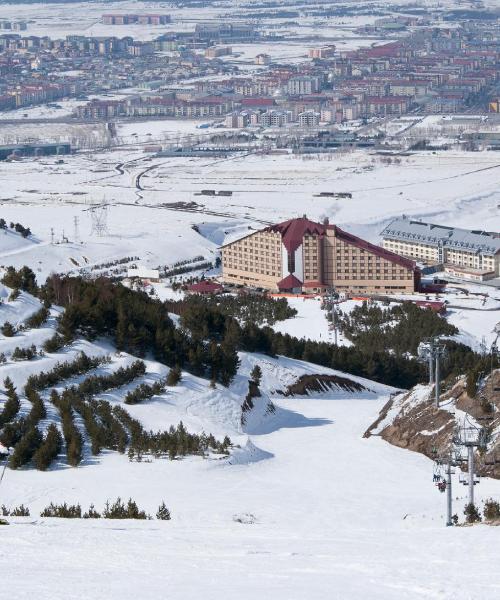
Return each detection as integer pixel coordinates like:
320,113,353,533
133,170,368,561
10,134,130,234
278,374,367,397
365,370,500,480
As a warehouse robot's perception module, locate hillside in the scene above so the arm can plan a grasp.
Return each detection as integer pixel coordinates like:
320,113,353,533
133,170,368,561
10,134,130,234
365,370,500,480
0,285,500,598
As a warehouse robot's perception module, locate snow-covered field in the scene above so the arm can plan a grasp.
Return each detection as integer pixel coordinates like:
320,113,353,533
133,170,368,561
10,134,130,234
0,1,499,595
0,286,497,599
3,363,500,599
0,132,498,348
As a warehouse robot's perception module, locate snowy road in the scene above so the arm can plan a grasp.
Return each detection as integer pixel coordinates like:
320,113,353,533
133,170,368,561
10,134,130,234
2,392,500,599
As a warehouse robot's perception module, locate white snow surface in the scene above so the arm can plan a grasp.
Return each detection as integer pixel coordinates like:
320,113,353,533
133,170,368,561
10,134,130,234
0,291,499,598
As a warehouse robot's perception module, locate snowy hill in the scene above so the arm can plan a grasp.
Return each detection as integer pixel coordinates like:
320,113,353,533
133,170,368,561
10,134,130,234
0,287,500,599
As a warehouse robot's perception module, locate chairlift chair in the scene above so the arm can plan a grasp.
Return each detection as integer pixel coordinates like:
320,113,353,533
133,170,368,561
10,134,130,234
432,462,443,483
483,453,498,466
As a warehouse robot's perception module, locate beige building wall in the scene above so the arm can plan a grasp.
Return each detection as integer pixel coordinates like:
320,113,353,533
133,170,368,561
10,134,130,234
222,230,282,289
223,224,417,294
302,233,322,283
383,238,499,276
324,230,415,294
383,239,439,262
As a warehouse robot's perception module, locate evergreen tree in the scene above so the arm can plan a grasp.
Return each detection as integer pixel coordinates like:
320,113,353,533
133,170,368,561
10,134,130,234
250,365,262,386
483,499,500,521
1,322,16,337
166,366,182,386
33,424,62,471
9,427,43,469
156,502,171,520
464,502,482,524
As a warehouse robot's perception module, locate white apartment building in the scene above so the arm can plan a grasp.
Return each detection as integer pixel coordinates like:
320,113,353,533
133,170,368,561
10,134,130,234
298,110,320,127
287,76,321,96
381,216,500,281
259,110,292,127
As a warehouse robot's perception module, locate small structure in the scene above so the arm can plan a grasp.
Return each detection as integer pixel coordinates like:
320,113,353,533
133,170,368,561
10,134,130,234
413,300,446,314
187,280,223,295
127,266,161,283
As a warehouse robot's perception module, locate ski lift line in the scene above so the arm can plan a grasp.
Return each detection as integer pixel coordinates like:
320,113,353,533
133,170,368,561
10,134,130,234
0,461,7,486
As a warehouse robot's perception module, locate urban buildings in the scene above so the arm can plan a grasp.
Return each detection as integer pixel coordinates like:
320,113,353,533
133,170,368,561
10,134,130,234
287,76,321,96
381,216,500,281
102,14,171,25
222,216,419,294
205,46,232,58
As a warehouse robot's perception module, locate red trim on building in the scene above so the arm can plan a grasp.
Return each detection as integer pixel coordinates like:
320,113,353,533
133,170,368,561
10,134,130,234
277,274,303,290
303,280,325,288
329,225,416,270
187,281,223,294
266,217,327,253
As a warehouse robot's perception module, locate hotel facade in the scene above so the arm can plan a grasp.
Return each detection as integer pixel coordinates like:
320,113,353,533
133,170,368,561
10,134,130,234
381,216,500,281
221,217,419,294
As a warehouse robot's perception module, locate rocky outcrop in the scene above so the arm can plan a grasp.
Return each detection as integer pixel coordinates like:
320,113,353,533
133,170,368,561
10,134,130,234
365,370,500,479
278,373,367,397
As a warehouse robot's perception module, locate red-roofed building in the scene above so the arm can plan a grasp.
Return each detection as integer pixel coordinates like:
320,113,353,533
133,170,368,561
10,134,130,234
187,280,224,295
413,300,446,314
240,97,276,109
221,216,419,295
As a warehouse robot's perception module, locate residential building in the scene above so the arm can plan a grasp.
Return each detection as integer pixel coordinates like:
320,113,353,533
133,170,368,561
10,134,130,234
102,14,171,25
298,110,320,127
205,46,232,58
308,46,336,59
287,76,321,96
259,110,291,127
221,216,419,294
255,54,271,65
381,216,500,280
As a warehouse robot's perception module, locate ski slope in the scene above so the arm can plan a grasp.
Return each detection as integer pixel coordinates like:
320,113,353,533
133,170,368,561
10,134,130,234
0,289,498,600
2,388,500,599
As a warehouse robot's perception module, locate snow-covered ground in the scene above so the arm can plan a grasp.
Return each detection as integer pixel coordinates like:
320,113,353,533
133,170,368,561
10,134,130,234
0,288,498,599
3,376,500,599
0,1,499,593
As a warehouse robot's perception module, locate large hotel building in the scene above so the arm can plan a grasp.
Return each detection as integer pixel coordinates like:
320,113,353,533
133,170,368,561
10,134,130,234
221,216,419,294
381,216,500,282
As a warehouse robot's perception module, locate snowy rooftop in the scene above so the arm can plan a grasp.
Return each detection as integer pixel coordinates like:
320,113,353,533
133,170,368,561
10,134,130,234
381,216,500,256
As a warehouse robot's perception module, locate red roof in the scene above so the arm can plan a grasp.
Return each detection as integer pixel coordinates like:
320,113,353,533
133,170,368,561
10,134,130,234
414,300,446,313
187,281,223,294
277,274,303,290
266,217,416,271
266,217,327,253
332,225,416,270
241,98,275,107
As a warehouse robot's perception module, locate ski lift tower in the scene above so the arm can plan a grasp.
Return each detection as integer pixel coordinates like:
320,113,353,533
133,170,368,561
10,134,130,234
433,447,464,527
453,416,489,507
488,338,499,401
418,338,447,407
418,340,435,385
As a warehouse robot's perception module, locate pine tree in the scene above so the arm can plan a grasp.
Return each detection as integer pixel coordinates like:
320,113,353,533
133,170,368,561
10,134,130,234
464,502,482,524
483,499,500,521
166,366,182,386
156,502,171,521
250,365,262,386
1,322,16,337
33,424,62,471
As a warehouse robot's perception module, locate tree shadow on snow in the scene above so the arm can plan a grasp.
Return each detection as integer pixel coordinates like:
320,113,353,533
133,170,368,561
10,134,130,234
244,405,332,436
